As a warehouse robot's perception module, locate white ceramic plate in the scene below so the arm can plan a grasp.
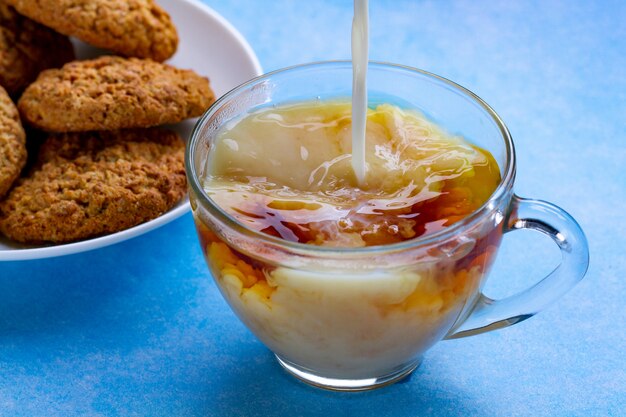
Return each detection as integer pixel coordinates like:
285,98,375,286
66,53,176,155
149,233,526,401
0,0,262,261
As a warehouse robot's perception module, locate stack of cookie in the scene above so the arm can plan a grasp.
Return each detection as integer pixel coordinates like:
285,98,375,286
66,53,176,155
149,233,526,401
0,0,216,244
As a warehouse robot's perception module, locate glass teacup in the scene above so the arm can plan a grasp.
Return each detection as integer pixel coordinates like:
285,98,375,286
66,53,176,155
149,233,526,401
186,62,589,391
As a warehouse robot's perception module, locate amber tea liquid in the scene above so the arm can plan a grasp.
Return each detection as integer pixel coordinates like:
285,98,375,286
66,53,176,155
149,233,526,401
193,99,503,380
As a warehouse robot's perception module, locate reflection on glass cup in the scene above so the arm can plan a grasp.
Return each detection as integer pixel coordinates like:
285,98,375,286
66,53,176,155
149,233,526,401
186,62,589,391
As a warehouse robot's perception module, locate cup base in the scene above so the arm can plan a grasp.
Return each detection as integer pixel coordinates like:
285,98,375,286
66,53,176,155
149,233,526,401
275,355,422,391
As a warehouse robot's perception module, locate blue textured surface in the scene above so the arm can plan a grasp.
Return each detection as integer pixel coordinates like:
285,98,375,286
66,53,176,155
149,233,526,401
1,1,624,416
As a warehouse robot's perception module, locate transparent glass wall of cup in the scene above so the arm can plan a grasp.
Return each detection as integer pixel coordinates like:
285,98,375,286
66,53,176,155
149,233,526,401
186,62,589,391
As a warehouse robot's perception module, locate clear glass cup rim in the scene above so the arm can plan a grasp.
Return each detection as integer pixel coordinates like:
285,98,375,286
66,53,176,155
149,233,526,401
186,60,516,255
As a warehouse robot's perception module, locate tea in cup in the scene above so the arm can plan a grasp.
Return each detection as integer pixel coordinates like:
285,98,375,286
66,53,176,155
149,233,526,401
186,62,589,391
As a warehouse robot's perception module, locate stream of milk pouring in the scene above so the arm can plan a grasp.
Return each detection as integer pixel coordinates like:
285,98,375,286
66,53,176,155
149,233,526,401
351,0,369,184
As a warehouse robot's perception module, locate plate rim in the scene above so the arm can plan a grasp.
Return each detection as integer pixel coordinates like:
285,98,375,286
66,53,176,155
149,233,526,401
0,0,262,262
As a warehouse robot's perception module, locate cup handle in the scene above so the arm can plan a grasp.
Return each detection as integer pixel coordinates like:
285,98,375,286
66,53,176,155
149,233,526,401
445,194,589,339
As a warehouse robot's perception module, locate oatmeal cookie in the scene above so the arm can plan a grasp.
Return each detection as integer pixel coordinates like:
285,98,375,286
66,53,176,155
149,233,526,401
0,1,74,96
4,0,177,62
0,85,26,198
18,56,215,132
0,128,186,243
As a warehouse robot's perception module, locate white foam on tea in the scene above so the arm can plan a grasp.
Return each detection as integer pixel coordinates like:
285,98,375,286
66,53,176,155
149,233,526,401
351,0,369,184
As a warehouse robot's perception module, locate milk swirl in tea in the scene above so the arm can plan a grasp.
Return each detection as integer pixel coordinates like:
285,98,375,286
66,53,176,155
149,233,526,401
203,101,500,247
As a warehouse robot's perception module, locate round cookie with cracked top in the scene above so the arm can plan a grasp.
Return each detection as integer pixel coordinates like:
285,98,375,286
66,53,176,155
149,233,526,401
4,0,177,62
0,128,186,244
18,56,215,132
0,2,74,96
0,85,26,199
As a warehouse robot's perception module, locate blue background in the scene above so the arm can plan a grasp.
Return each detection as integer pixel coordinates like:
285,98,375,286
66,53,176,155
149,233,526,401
1,0,624,415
